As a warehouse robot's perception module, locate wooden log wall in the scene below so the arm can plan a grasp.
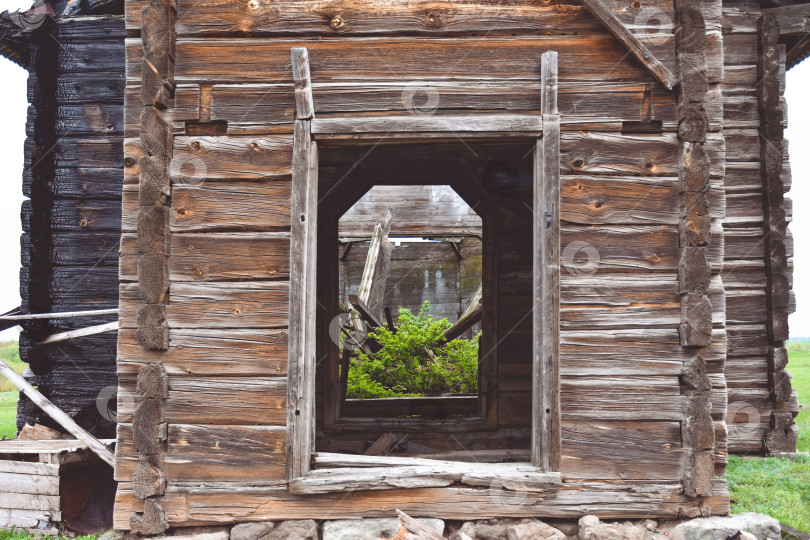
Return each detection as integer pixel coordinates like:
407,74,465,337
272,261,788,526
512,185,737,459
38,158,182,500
720,0,799,454
116,0,731,527
18,16,124,436
339,239,482,326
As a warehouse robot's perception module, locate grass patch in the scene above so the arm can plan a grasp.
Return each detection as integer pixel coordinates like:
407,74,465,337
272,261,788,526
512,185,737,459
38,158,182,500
0,391,18,439
727,342,810,533
0,529,99,539
727,454,810,532
0,340,21,439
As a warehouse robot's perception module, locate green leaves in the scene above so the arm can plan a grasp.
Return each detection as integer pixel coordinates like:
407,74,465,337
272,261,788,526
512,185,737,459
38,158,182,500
345,301,479,399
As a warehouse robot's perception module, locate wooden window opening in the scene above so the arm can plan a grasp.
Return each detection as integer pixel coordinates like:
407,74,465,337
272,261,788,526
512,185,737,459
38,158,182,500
287,48,561,492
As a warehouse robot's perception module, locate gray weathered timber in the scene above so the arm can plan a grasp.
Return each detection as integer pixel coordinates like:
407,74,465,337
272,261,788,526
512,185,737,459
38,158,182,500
0,359,115,466
312,114,543,136
286,119,318,480
580,0,678,90
291,47,314,120
289,462,561,495
532,51,561,473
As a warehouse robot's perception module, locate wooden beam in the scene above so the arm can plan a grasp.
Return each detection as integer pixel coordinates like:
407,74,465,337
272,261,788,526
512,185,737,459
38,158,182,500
762,5,810,35
579,0,679,90
0,308,118,321
312,114,543,135
443,307,482,342
291,47,314,120
37,321,119,345
384,306,396,333
289,460,561,495
357,208,393,306
349,295,385,330
460,284,482,321
532,51,562,473
287,119,318,480
0,359,115,467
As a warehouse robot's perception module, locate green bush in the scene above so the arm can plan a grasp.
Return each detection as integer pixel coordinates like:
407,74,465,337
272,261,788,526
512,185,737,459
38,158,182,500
346,301,479,399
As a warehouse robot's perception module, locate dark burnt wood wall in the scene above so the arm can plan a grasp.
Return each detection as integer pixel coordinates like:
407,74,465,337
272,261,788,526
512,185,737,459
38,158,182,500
18,15,125,436
114,0,733,527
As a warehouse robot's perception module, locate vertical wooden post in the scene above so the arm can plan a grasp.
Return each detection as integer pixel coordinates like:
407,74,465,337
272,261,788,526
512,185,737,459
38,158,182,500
532,51,561,472
288,47,319,480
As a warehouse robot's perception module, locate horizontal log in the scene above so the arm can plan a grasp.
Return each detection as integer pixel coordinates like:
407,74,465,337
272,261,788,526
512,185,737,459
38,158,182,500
57,15,125,40
117,376,287,425
0,461,59,476
119,281,289,329
0,472,60,496
289,462,561,495
0,493,60,513
560,132,724,178
312,114,543,135
113,478,730,528
115,424,287,483
127,36,663,85
23,167,123,200
116,328,288,377
169,135,293,181
126,0,608,36
0,508,61,529
58,40,126,74
121,181,291,233
27,104,124,137
121,232,291,282
23,199,121,233
24,137,122,169
205,81,661,132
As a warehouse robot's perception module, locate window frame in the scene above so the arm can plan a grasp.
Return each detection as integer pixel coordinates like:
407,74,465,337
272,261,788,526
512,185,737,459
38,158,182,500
285,47,560,490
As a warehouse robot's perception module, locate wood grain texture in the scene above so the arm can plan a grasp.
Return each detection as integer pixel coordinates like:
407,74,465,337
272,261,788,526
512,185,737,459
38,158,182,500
121,282,290,329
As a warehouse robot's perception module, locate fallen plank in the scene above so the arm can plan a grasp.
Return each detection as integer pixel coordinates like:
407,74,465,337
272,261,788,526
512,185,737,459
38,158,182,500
0,360,116,467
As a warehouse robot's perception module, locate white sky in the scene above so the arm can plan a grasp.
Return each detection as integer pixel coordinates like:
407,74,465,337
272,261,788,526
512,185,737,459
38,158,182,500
0,6,807,339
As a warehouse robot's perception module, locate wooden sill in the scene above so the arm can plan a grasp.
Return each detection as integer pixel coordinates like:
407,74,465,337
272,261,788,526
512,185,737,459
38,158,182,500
340,395,479,418
290,453,561,495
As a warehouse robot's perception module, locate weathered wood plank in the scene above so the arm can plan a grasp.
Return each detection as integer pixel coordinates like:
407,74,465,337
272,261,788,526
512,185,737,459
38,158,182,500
113,478,730,528
117,377,287,425
169,135,293,181
120,232,290,282
119,282,289,329
125,0,613,36
117,328,288,377
0,461,59,476
115,424,287,483
312,114,543,135
580,0,677,89
0,472,60,496
127,36,661,85
289,462,561,495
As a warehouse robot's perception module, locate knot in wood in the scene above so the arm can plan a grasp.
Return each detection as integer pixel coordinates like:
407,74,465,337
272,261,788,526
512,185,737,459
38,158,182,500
125,157,136,167
572,158,585,169
233,308,243,316
425,11,443,28
247,0,259,10
330,15,344,29
194,268,204,277
191,141,202,151
631,0,641,9
79,218,89,228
